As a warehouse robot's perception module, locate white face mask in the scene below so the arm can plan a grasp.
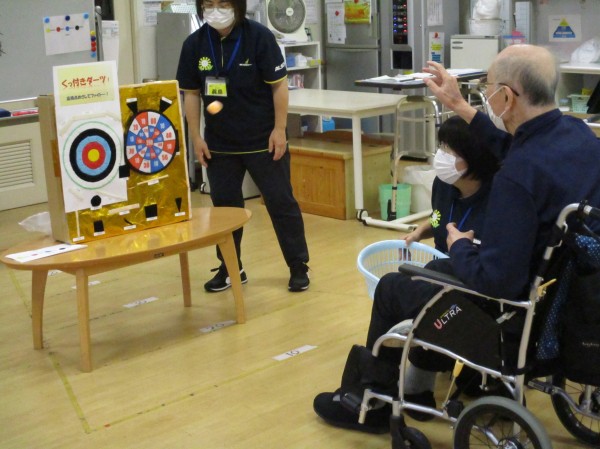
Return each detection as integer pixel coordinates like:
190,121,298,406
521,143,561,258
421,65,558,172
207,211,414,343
433,150,467,185
204,8,235,30
485,87,508,131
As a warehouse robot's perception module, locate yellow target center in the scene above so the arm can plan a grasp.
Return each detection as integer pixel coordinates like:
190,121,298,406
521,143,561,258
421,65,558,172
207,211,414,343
88,148,100,162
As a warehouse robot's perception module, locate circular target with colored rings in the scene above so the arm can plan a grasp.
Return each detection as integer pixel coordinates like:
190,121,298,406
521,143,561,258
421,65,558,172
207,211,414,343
63,121,121,189
125,110,178,174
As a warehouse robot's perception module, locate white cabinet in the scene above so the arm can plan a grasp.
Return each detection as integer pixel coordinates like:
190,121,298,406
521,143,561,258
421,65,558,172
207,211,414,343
282,42,322,90
558,62,600,112
450,35,500,70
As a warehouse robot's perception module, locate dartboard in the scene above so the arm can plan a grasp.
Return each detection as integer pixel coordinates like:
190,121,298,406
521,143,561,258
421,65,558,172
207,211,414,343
125,110,178,174
69,128,117,182
63,122,121,190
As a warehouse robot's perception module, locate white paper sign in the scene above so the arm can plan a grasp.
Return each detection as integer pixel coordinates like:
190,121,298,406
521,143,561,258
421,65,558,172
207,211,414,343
43,13,92,56
549,15,582,42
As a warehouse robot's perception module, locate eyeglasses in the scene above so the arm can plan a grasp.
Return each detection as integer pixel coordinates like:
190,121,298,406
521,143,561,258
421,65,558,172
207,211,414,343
498,82,520,97
478,77,521,97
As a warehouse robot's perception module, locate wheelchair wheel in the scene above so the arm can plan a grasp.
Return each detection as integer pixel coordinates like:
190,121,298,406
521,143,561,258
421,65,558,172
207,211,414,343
391,426,431,449
453,396,552,449
551,374,600,445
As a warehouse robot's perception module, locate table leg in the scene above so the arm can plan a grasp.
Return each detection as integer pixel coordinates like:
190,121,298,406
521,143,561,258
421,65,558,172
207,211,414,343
31,270,48,349
75,269,92,372
179,252,192,307
351,115,364,212
218,234,246,324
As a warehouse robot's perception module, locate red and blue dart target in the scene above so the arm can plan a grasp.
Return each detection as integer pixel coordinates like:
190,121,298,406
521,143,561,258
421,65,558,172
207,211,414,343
125,110,177,174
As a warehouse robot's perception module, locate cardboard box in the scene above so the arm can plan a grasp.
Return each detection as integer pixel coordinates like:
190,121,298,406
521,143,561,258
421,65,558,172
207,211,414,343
38,81,191,243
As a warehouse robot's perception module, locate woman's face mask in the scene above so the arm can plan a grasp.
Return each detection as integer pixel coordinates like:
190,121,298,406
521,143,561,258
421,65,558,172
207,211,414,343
433,149,467,185
485,86,508,131
204,7,235,30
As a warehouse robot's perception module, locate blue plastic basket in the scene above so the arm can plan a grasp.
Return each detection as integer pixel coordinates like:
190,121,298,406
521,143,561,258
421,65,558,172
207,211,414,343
357,240,448,300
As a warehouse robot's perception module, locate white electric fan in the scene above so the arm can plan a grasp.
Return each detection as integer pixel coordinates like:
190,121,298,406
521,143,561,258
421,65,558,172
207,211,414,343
265,0,308,42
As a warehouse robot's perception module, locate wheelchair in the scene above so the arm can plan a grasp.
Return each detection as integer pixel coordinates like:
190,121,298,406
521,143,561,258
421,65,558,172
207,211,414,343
349,202,600,449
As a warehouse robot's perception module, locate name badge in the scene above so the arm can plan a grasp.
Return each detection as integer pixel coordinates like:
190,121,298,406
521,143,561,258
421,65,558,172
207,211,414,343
205,77,228,97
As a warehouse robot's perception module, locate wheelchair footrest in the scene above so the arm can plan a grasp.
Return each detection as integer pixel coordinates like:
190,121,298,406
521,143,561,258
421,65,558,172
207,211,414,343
341,392,363,414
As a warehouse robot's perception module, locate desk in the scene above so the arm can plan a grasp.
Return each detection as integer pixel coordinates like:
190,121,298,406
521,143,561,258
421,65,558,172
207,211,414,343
354,71,486,91
1,207,251,372
288,89,404,218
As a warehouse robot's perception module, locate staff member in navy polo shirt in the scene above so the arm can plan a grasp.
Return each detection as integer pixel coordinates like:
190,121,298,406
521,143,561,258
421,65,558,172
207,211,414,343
176,0,310,292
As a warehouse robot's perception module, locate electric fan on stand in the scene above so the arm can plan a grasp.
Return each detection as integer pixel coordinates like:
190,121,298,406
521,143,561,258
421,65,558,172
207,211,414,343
265,0,308,42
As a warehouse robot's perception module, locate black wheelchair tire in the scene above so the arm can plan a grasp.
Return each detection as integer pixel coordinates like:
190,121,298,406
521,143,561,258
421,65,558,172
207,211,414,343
391,426,431,449
551,374,600,445
453,396,552,449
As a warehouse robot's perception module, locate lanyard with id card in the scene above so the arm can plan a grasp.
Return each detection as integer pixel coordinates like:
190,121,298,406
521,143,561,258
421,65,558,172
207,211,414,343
204,27,242,99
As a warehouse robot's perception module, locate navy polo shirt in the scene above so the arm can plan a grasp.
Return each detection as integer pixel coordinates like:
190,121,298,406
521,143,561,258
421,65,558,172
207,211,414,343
176,19,287,153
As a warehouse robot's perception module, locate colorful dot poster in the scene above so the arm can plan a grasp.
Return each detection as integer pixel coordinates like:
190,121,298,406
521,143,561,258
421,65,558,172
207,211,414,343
549,15,582,43
43,12,92,56
51,60,191,243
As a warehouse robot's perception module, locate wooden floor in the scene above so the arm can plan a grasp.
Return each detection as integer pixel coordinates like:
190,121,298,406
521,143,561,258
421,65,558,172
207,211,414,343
0,192,590,449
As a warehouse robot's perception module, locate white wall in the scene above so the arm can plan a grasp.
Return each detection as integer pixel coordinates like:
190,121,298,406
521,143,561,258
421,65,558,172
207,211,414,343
113,0,135,84
533,0,600,62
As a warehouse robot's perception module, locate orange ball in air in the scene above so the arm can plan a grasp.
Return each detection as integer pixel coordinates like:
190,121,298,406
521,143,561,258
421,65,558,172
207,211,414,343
207,100,223,115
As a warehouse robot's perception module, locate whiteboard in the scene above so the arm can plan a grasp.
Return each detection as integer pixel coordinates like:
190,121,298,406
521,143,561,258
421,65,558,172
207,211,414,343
0,0,97,102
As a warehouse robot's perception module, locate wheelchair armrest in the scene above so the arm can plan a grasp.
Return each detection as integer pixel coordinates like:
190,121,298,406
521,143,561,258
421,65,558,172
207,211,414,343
398,263,467,289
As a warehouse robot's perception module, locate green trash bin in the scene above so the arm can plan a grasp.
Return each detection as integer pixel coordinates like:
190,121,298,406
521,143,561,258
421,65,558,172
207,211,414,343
379,183,411,221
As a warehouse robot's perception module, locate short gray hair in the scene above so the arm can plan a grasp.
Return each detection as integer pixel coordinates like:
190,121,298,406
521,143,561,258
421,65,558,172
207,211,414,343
492,51,559,107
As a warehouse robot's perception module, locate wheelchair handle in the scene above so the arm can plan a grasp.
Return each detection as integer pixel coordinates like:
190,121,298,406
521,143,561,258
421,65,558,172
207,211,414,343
556,202,600,228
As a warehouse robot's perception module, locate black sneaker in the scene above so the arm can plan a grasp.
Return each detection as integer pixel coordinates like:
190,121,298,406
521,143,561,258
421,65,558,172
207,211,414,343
204,265,247,292
288,263,309,292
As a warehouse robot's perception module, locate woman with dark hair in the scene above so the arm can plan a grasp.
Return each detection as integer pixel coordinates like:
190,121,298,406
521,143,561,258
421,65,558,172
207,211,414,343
404,114,499,254
176,0,310,292
312,115,500,434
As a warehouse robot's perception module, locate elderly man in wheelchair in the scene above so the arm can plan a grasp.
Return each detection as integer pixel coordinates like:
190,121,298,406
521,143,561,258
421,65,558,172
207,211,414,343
352,202,600,449
313,44,600,449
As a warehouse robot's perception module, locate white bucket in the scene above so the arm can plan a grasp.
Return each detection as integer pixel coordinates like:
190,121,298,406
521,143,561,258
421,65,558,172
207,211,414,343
468,18,502,36
403,165,436,213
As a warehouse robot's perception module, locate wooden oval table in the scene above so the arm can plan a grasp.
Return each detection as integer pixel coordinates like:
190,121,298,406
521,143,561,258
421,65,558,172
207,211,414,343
1,207,251,372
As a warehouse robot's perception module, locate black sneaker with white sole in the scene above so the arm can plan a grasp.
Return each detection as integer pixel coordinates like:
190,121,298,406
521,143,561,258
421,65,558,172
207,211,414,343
204,265,247,292
288,263,310,292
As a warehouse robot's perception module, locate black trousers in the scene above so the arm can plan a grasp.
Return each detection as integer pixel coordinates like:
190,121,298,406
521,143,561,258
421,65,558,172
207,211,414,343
206,149,309,269
366,272,442,365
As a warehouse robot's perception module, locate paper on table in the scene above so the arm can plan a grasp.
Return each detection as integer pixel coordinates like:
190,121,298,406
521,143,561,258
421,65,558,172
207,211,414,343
360,74,416,82
447,68,486,76
412,69,485,78
6,244,87,263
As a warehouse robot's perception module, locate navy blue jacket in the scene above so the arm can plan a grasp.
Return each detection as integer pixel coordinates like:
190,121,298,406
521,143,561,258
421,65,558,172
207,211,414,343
450,110,600,299
430,177,492,253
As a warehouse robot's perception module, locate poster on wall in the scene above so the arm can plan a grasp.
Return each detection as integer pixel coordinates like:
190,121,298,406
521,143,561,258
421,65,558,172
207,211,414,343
548,15,582,43
43,12,92,56
51,61,191,243
429,32,444,64
326,2,346,44
344,0,371,24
